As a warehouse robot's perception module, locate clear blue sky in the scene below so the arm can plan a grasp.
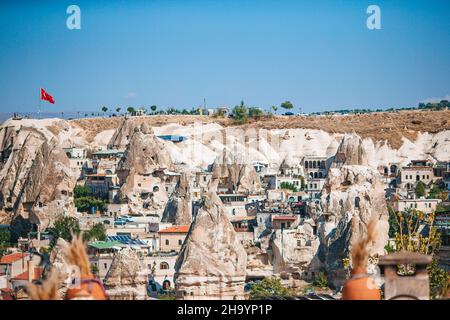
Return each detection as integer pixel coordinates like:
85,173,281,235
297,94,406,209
0,0,449,113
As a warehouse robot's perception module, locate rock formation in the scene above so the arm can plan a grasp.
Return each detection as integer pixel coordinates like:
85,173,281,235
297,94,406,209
0,124,76,232
117,123,174,175
174,191,247,299
116,123,174,215
209,149,261,194
315,134,389,287
244,243,273,278
270,220,321,276
333,133,369,167
161,173,192,225
107,118,137,150
103,248,148,300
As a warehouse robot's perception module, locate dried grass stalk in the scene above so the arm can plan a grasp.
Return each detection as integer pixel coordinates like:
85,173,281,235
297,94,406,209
26,271,61,300
351,216,378,271
65,233,92,277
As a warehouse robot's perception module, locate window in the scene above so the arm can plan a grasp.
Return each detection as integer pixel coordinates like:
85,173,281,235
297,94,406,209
355,197,360,208
138,183,142,187
153,186,159,192
178,239,182,246
103,263,108,269
165,239,169,245
297,240,301,247
160,262,169,270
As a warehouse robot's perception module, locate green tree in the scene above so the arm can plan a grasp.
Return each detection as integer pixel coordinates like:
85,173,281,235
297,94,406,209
428,258,449,298
127,107,135,114
249,277,294,300
48,216,80,244
271,105,278,114
150,105,157,113
0,228,11,258
280,101,294,111
116,107,121,114
74,197,107,213
415,181,426,198
390,209,449,298
83,223,107,242
428,184,446,200
280,182,298,192
101,106,108,116
312,271,329,288
248,107,264,120
74,185,91,198
232,101,248,124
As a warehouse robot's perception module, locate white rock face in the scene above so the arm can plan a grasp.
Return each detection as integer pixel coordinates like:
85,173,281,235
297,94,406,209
270,220,321,275
209,150,262,194
0,123,76,231
315,134,389,286
161,173,192,225
116,124,174,215
104,247,148,300
117,123,174,174
174,192,247,300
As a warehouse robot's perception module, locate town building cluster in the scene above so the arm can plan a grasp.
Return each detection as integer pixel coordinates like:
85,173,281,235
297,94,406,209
1,133,449,299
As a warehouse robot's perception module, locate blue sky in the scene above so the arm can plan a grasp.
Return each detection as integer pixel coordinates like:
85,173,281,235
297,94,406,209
0,0,449,113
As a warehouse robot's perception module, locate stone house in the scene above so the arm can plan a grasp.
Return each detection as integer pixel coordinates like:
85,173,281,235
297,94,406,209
272,215,298,229
85,173,119,199
400,161,435,190
307,178,326,199
158,225,190,253
303,156,329,179
393,198,441,214
145,253,178,296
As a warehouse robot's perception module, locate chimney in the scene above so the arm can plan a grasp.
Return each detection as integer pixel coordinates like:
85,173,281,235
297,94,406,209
27,259,34,282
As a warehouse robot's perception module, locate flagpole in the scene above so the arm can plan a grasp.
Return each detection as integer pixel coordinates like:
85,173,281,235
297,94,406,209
38,88,41,119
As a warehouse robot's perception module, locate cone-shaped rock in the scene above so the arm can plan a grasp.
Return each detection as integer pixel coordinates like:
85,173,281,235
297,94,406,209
209,149,261,194
103,247,148,300
174,191,247,300
0,125,76,230
333,133,368,166
161,173,192,225
117,123,174,175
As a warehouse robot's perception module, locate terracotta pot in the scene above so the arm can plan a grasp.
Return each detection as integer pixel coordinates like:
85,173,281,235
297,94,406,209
66,274,107,300
342,267,381,300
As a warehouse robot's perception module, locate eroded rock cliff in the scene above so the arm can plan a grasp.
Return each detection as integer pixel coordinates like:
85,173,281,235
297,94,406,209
104,247,148,300
161,173,192,225
174,191,247,299
0,123,76,232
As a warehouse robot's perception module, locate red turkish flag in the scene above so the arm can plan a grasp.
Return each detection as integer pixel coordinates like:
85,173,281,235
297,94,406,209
40,88,55,104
